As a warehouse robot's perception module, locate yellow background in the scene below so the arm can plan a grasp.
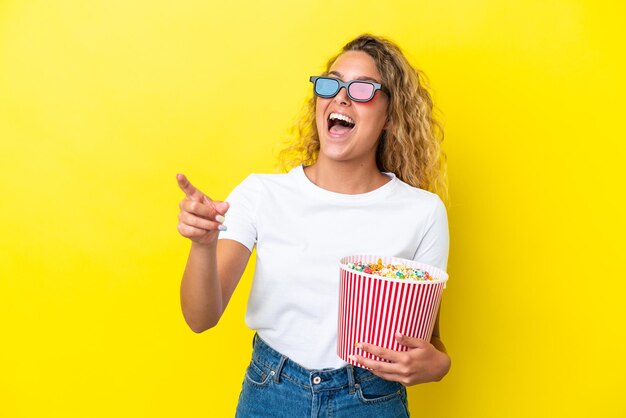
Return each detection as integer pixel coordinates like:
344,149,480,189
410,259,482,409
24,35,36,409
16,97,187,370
1,1,624,416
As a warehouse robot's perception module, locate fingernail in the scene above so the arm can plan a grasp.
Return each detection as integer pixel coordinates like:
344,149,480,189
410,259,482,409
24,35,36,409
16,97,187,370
216,215,225,223
396,332,403,338
354,342,362,349
218,225,227,231
349,355,357,361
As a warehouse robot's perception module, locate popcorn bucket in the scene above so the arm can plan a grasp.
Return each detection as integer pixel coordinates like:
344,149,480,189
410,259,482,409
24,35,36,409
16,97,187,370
337,255,448,367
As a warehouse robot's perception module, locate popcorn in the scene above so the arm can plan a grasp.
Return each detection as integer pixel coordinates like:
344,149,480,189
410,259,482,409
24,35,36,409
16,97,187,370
345,258,436,281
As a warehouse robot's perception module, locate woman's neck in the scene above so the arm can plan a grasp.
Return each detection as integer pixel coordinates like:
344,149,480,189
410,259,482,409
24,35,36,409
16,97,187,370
303,158,390,194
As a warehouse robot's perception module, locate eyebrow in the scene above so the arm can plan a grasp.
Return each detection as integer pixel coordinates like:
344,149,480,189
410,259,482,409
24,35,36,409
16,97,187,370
326,70,381,84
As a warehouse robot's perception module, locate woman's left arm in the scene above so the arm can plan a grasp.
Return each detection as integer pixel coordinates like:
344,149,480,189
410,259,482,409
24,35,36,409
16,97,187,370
350,310,451,386
351,196,451,385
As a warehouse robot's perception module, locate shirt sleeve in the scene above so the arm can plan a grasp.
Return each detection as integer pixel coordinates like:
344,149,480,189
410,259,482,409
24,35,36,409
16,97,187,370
413,196,450,271
217,174,260,252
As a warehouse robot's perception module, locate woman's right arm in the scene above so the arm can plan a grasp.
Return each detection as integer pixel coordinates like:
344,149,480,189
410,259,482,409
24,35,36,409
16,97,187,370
177,174,251,333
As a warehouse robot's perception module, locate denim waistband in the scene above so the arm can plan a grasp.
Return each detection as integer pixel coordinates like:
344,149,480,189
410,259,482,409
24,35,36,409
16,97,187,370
250,333,380,394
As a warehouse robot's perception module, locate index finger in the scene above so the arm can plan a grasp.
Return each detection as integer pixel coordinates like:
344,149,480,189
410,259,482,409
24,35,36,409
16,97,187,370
356,342,403,363
176,173,210,202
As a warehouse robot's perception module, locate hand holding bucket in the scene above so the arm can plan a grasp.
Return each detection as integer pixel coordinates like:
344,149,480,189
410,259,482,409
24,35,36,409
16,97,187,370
337,255,448,368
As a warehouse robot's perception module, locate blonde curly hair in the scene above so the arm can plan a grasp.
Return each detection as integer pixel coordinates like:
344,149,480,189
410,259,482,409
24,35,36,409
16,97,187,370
279,34,448,203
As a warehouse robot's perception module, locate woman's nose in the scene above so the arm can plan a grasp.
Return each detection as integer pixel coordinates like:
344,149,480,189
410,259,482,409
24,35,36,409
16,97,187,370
334,86,351,105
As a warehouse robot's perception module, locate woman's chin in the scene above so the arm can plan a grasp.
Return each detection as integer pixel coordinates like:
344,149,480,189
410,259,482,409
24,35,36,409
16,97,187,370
318,147,369,165
318,141,351,161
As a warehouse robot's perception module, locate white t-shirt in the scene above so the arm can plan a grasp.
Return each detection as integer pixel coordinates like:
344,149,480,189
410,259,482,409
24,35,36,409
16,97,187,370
218,165,449,370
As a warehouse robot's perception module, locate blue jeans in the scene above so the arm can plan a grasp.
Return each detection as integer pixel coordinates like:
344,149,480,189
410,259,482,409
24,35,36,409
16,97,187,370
236,333,410,417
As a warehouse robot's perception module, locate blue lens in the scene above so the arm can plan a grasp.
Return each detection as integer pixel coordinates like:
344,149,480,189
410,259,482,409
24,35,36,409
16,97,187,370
316,78,339,96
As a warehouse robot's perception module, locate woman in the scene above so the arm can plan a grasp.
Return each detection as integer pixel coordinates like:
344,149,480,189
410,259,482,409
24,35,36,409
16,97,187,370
177,34,450,417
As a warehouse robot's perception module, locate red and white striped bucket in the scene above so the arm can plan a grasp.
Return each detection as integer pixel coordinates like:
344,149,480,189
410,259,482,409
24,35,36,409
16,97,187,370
337,255,448,368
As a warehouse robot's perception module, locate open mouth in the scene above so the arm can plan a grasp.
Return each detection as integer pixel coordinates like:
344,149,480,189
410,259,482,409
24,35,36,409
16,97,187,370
328,112,356,136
